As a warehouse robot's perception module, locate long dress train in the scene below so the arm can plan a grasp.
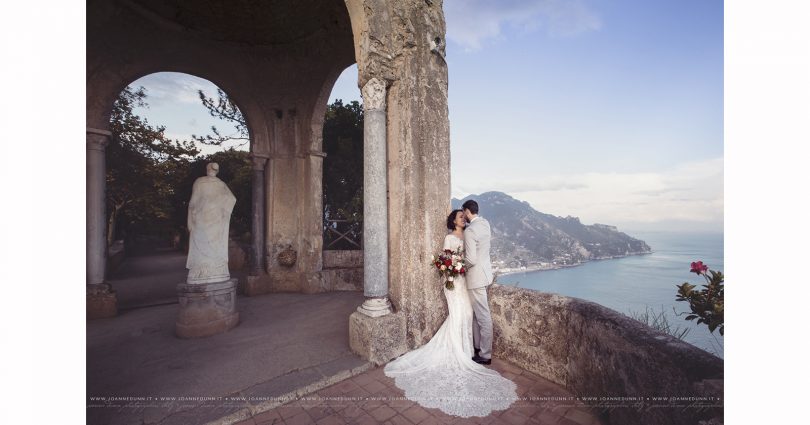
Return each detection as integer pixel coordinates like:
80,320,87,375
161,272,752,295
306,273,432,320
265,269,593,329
383,234,518,417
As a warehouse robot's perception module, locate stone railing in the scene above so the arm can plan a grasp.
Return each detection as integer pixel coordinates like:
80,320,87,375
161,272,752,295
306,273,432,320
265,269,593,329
489,284,723,425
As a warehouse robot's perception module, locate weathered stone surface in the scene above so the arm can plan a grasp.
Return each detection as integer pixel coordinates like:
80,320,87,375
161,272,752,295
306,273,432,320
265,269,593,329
243,274,273,297
349,311,407,365
321,268,363,291
175,278,239,338
228,239,247,271
362,78,389,301
489,284,724,425
87,284,117,319
87,128,110,287
323,250,363,269
370,0,453,349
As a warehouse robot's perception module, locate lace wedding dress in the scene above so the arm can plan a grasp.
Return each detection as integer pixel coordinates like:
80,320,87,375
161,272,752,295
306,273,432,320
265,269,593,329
384,234,518,417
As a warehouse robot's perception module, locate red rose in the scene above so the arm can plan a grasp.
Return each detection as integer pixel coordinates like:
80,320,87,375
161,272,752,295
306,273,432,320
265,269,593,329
690,261,709,275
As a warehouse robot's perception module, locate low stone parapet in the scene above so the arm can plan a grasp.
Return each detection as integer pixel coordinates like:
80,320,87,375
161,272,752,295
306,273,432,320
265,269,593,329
488,284,723,425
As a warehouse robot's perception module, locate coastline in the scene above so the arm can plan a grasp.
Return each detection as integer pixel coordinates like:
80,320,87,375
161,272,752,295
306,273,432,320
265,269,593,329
494,251,652,278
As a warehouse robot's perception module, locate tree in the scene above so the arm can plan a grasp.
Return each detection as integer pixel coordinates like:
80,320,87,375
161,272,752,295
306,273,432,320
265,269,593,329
106,86,199,247
193,88,250,148
322,100,364,249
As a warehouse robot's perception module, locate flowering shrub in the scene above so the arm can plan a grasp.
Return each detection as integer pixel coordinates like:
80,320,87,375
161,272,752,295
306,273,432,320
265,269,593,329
676,261,724,335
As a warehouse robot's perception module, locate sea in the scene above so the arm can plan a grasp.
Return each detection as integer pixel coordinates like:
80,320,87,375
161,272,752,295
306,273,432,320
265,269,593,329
497,231,724,358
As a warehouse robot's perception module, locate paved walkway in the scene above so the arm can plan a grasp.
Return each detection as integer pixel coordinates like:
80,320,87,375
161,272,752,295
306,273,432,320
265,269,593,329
228,360,604,425
91,253,603,425
87,290,368,425
109,250,249,310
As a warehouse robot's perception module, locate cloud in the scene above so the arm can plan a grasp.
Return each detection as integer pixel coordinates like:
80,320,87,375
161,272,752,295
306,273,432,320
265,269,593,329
482,180,587,193
453,158,724,231
128,72,221,107
444,0,602,50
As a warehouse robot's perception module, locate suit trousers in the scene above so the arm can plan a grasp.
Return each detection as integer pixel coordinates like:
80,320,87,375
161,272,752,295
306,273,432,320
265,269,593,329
468,286,493,359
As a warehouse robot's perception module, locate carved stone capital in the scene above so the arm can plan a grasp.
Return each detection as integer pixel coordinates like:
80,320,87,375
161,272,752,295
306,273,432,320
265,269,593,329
86,127,112,151
249,154,269,170
361,77,386,111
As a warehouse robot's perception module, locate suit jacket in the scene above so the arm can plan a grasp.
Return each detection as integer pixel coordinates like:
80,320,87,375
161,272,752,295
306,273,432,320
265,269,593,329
464,216,493,289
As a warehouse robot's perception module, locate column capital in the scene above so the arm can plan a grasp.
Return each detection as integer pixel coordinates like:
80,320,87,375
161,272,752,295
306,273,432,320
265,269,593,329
249,154,269,170
361,78,387,111
307,150,327,158
87,127,112,150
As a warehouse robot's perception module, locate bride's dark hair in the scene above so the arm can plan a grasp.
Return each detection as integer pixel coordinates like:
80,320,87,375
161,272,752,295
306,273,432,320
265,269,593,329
446,209,463,231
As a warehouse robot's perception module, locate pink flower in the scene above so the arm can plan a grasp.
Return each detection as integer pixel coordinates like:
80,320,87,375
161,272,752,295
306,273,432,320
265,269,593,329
690,261,709,275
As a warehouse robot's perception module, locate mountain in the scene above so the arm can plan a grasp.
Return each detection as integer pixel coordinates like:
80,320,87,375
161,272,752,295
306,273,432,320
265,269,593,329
452,192,651,270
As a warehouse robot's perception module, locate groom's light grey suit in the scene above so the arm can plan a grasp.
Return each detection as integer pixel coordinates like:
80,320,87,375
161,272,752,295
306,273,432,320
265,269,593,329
464,216,494,360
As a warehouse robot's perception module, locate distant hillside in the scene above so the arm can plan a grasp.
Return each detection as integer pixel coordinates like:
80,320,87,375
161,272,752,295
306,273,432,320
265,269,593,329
452,192,651,269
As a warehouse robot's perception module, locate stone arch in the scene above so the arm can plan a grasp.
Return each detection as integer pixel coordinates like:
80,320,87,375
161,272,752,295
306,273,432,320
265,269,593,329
87,0,453,360
308,63,357,154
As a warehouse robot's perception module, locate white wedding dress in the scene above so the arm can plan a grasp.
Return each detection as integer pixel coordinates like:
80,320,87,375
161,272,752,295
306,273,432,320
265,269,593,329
384,234,518,417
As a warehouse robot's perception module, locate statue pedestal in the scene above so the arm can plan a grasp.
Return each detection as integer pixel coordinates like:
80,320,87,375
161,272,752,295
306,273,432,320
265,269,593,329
175,279,239,339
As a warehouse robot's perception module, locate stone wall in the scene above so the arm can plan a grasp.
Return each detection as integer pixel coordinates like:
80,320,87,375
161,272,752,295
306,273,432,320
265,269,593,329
321,250,363,291
488,284,724,425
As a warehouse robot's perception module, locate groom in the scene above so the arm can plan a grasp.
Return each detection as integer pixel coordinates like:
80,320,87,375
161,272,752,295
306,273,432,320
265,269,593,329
462,199,494,365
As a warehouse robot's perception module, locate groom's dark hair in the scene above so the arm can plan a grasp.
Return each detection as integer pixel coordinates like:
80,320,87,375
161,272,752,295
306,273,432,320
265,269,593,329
462,199,479,215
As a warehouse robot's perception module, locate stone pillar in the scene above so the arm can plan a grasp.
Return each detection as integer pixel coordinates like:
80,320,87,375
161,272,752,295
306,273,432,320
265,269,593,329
86,127,117,319
249,155,268,275
349,78,406,365
357,77,392,317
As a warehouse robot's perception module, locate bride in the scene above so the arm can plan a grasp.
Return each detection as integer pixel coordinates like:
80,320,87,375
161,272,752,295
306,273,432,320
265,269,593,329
384,209,518,418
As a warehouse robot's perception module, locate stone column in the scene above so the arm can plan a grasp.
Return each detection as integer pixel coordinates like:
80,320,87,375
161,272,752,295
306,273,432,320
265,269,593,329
249,154,268,275
357,77,393,317
87,128,110,285
86,128,117,319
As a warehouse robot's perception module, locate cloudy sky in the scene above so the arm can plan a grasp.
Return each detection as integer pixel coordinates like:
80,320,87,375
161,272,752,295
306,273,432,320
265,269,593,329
131,0,724,233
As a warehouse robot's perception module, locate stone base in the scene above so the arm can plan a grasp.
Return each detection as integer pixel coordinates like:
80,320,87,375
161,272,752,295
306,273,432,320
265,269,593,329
244,274,273,296
268,270,303,292
349,310,407,365
321,268,363,291
300,272,325,294
245,271,360,295
176,278,239,339
87,285,118,320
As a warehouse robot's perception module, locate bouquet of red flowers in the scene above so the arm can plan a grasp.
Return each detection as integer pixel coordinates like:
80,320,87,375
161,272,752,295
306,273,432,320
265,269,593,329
431,248,466,290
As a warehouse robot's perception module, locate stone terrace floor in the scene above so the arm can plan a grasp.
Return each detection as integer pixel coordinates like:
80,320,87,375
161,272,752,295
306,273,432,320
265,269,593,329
91,252,604,425
229,360,605,425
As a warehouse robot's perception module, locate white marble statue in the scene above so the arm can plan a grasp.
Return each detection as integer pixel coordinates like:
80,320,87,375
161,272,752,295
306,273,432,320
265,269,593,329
186,163,236,284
